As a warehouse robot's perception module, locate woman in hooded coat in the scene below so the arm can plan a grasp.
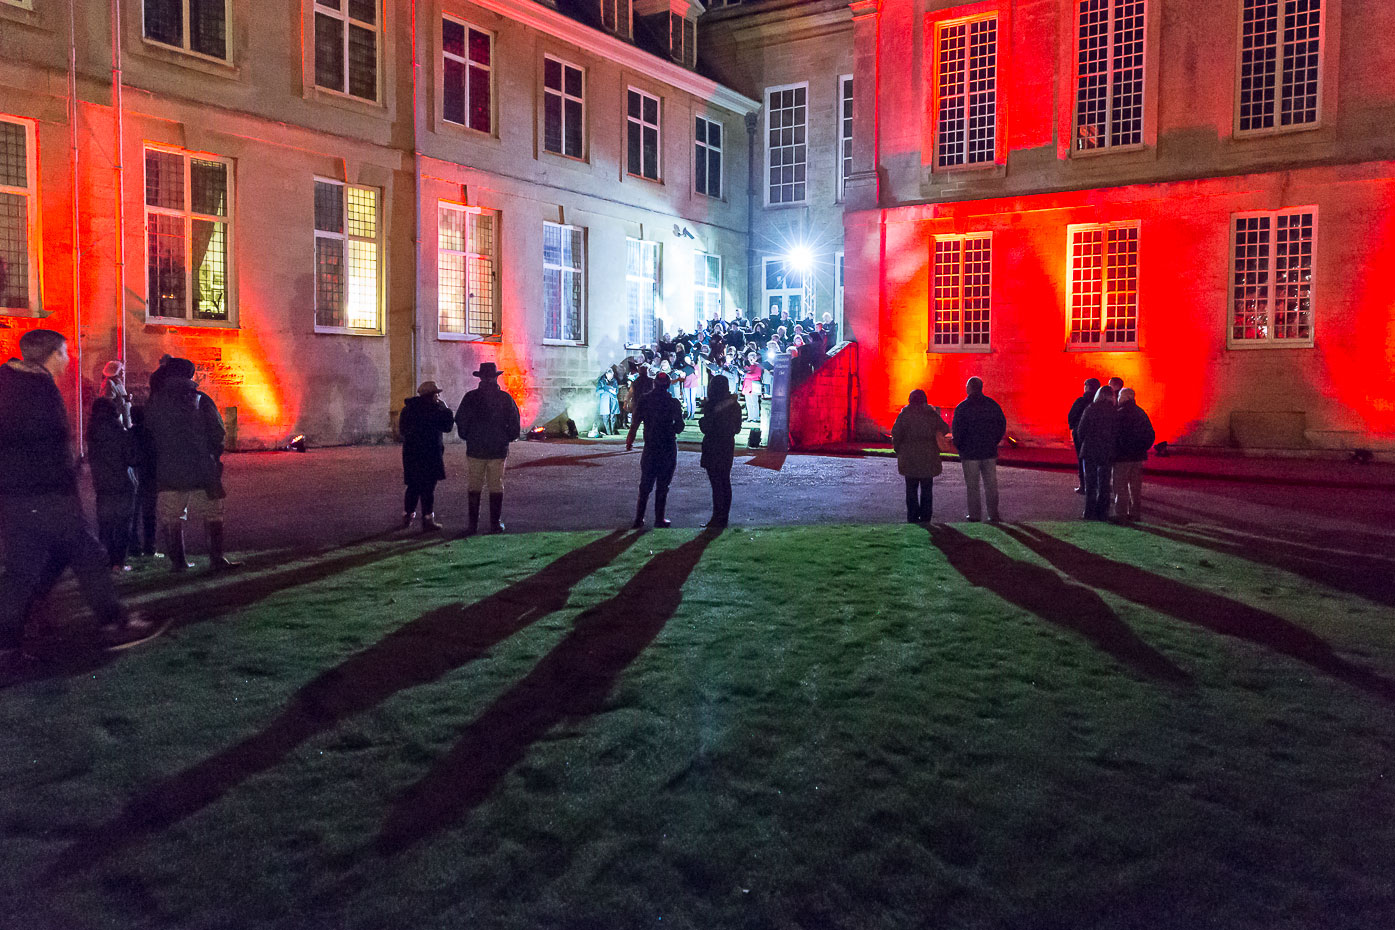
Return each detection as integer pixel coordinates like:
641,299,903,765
699,374,744,529
891,389,950,523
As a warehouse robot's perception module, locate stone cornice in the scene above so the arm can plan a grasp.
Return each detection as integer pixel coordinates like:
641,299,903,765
708,1,853,44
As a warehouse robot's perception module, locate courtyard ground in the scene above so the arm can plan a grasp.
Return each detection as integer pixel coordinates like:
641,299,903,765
2,445,1394,929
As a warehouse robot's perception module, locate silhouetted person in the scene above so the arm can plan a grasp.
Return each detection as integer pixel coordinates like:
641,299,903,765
399,381,455,532
1107,376,1125,402
627,371,685,528
951,377,1006,522
698,374,743,529
1076,385,1119,521
455,362,521,535
87,397,138,569
130,405,159,558
1113,387,1155,522
891,389,949,523
99,360,133,428
1067,378,1101,494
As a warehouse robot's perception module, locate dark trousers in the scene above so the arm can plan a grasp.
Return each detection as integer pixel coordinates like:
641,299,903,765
0,493,124,648
705,464,733,524
404,480,438,517
135,482,158,554
904,476,934,523
1073,434,1086,490
1083,462,1113,520
96,490,135,567
638,449,678,519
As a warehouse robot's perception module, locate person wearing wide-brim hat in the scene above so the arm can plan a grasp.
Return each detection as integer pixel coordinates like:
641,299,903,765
626,370,686,528
454,362,521,535
399,380,456,531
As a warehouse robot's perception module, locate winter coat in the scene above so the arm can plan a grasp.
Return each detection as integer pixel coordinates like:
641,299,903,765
87,417,138,497
455,382,521,460
1115,402,1156,463
1067,391,1093,439
699,395,743,471
951,393,1007,460
629,389,685,454
399,394,456,485
1076,399,1120,464
101,377,133,429
892,403,950,478
0,359,78,497
741,363,763,394
144,377,226,492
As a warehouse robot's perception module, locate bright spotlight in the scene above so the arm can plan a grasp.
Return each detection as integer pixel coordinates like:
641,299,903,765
786,245,814,275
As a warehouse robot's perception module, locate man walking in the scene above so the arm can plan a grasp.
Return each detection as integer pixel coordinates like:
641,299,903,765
1075,384,1119,521
1067,378,1101,494
455,362,521,535
950,377,1007,522
0,330,152,673
1113,387,1155,521
399,381,456,531
626,370,686,528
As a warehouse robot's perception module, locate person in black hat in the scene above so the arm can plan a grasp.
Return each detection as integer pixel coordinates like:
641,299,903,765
399,380,456,531
454,361,521,535
626,370,686,528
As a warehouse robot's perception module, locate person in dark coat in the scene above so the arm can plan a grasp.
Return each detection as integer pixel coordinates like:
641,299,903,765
399,381,456,532
145,357,237,571
891,390,950,523
1067,378,1101,494
698,375,743,529
0,330,151,672
1076,385,1119,521
455,362,521,535
594,369,620,435
950,377,1007,522
87,397,138,569
626,371,686,528
130,405,159,557
1112,387,1155,522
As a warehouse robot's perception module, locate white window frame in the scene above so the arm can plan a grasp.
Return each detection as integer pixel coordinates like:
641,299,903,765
141,0,231,60
1227,207,1317,349
1066,220,1140,350
312,178,382,336
143,145,236,327
762,255,806,319
542,221,585,345
764,81,809,206
543,54,586,160
442,16,493,134
1235,0,1325,137
626,87,662,181
1072,0,1147,153
312,0,381,103
600,0,630,38
694,251,722,323
931,233,993,352
670,12,696,67
0,115,40,316
695,115,723,198
834,250,845,335
625,238,660,345
933,12,999,170
437,202,500,341
837,74,854,201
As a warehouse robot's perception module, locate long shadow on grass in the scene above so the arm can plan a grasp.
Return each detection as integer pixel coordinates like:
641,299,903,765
374,527,720,856
998,525,1395,702
922,524,1190,684
511,451,633,469
49,530,641,878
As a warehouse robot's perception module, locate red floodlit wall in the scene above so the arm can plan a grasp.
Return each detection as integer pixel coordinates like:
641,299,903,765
789,341,859,448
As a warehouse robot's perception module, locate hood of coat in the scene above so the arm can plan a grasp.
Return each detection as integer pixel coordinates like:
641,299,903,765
402,394,442,412
3,358,51,379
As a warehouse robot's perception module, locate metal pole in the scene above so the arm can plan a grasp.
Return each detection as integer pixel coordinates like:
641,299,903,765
112,0,127,364
67,0,84,449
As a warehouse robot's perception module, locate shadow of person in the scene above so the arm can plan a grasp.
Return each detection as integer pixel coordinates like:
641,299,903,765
744,451,787,471
49,530,641,878
511,451,634,469
374,527,721,856
998,525,1395,703
922,524,1190,684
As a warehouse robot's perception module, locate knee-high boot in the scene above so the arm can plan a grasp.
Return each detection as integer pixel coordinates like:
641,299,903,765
464,492,482,536
633,488,650,529
654,487,671,528
207,521,242,571
488,493,505,534
166,522,192,573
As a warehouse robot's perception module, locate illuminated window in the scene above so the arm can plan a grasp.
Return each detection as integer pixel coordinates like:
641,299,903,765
313,179,380,334
544,56,585,159
443,18,491,133
1230,209,1315,346
762,257,805,318
143,0,228,59
765,83,807,205
0,117,38,315
670,13,696,68
626,239,660,345
543,222,584,343
313,0,378,101
838,75,854,199
600,0,629,37
1238,0,1322,133
932,234,992,350
695,116,723,198
438,203,499,339
694,252,722,323
627,88,661,181
1068,222,1138,348
935,14,997,168
144,146,232,324
1074,0,1146,151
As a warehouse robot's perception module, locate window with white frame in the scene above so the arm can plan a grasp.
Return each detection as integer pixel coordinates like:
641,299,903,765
600,0,629,37
626,239,660,345
1238,0,1322,133
543,222,584,342
313,0,378,101
0,117,38,314
627,88,661,181
544,56,585,159
144,146,232,323
935,14,997,168
143,0,228,59
695,116,722,198
443,18,491,133
1074,0,1146,151
438,203,499,338
313,179,380,333
838,75,854,199
835,251,845,332
694,252,721,323
766,84,807,204
670,13,696,68
763,257,805,318
1230,209,1315,345
1068,222,1139,348
932,234,992,349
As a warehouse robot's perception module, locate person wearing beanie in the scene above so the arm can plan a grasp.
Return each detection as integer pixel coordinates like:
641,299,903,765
891,389,950,523
626,369,686,528
1067,377,1101,494
87,396,139,569
1112,387,1156,522
454,362,521,535
1076,384,1120,520
100,359,133,428
399,381,456,531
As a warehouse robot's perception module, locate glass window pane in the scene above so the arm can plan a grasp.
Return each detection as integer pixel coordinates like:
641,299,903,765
346,238,378,329
544,94,562,153
544,57,561,91
190,159,228,217
709,151,721,196
442,18,464,57
643,126,658,179
145,150,184,209
564,65,582,98
564,99,583,157
469,65,491,133
190,0,227,57
314,13,344,91
315,236,345,327
468,28,490,66
192,218,228,320
347,0,374,25
347,186,375,239
695,116,706,144
0,192,31,310
348,24,377,99
439,205,464,253
148,212,187,318
628,121,641,175
628,89,641,119
443,57,465,124
143,0,182,46
314,180,343,233
643,95,658,124
0,121,26,189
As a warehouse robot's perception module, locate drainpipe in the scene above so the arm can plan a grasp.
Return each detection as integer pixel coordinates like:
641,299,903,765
67,0,84,448
111,0,127,364
409,0,422,397
744,111,757,318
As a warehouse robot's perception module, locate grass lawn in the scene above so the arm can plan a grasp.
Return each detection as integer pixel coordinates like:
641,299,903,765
2,521,1394,929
